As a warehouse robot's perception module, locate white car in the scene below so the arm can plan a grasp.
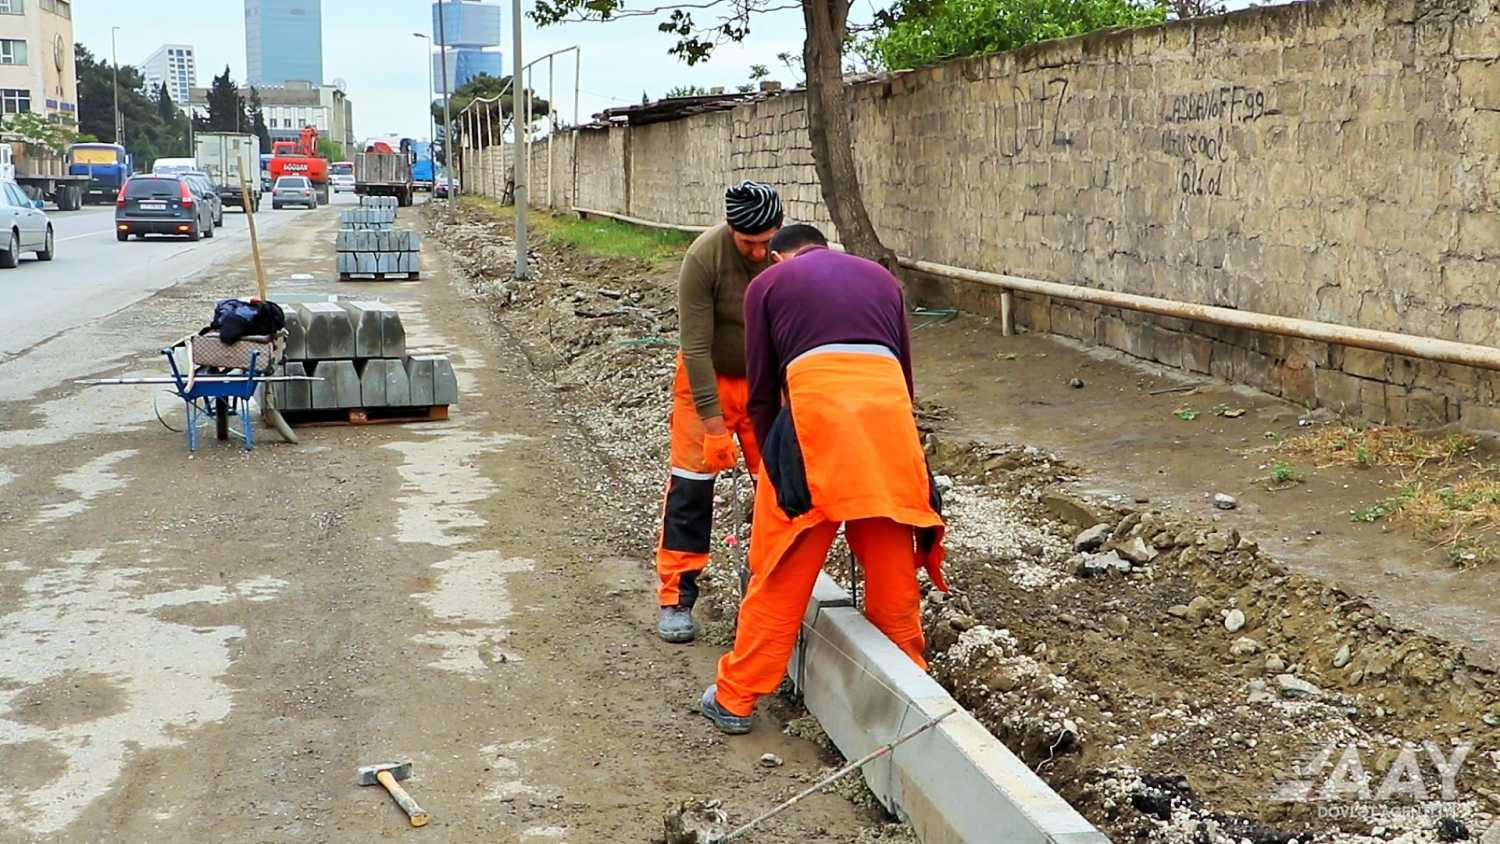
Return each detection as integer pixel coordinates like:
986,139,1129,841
330,173,356,193
0,179,53,267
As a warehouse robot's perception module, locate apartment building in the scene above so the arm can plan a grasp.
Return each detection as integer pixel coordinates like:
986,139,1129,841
0,0,77,123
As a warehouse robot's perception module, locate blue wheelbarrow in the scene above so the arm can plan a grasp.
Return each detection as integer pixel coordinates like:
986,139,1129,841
160,331,286,451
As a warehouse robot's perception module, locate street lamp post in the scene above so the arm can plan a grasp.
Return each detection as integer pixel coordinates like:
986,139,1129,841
412,33,437,157
435,1,456,220
110,27,121,144
511,0,527,278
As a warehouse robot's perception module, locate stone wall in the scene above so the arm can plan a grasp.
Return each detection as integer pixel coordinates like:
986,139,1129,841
533,0,1500,426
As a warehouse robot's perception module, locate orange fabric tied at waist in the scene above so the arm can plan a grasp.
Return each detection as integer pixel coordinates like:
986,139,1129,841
754,347,947,590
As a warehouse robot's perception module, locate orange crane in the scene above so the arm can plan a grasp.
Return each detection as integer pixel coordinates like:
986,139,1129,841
267,126,330,205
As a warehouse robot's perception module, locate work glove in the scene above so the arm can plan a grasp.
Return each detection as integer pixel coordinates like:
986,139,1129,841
702,431,739,474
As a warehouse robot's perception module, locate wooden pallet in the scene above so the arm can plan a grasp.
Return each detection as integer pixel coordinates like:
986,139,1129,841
282,404,449,427
338,272,421,282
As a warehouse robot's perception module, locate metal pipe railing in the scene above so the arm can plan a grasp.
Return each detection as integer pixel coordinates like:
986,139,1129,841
571,205,1500,372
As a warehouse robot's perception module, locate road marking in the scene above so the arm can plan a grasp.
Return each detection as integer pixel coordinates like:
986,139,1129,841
58,229,115,242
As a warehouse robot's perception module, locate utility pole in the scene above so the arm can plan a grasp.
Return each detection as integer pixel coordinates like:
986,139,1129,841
511,0,528,279
111,27,122,144
436,0,456,220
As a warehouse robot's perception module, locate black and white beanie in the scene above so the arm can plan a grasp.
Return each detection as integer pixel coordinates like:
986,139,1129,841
724,181,783,235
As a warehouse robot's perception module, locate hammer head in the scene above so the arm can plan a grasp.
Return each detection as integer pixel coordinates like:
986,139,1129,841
357,761,412,786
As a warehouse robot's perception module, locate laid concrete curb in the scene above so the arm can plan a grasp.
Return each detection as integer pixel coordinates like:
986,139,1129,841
789,573,1108,844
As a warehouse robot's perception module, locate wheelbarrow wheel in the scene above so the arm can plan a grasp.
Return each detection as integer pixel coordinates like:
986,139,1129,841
215,399,229,441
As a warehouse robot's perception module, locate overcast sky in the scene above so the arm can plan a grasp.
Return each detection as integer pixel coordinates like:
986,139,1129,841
74,0,812,143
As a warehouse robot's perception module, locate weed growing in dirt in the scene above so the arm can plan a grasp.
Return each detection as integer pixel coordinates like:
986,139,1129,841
531,213,695,266
1281,424,1478,470
1270,462,1302,484
1173,407,1200,421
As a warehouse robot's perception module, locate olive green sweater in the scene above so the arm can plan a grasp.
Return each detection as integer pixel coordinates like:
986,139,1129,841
678,223,768,419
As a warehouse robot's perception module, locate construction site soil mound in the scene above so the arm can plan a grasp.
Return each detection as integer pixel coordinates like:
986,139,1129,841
431,203,1500,844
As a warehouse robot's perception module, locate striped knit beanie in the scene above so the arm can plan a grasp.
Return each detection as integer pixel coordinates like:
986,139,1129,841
724,181,783,235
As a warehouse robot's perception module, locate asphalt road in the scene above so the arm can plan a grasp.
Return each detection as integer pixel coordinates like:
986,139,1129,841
0,193,352,360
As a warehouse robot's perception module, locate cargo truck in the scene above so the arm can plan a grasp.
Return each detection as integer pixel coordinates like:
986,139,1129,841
353,140,414,207
0,138,89,210
195,132,263,213
410,141,434,191
67,143,134,204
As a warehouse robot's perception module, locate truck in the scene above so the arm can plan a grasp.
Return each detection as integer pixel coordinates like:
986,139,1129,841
0,138,89,210
195,132,262,213
353,139,415,207
67,143,134,204
410,141,435,191
268,126,330,205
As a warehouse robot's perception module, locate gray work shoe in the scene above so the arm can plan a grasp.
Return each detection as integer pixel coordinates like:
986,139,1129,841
700,685,754,734
658,605,696,643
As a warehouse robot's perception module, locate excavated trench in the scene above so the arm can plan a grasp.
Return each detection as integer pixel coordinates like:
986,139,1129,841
431,204,1500,844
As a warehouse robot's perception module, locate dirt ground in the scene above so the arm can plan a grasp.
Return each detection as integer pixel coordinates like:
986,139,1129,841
0,200,906,842
429,201,1500,844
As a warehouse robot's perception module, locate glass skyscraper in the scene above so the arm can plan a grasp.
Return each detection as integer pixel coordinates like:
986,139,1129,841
432,1,502,91
245,0,324,86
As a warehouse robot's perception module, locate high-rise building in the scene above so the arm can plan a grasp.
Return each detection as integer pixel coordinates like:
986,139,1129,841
431,1,501,92
0,0,77,123
244,0,323,86
139,44,196,108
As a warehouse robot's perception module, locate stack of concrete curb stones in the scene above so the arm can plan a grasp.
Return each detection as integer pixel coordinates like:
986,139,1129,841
266,299,458,418
336,196,422,280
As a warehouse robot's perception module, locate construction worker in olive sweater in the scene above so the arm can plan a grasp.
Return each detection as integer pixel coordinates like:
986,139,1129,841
655,181,783,643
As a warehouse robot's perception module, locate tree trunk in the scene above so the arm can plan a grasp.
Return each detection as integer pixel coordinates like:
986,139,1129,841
801,0,897,270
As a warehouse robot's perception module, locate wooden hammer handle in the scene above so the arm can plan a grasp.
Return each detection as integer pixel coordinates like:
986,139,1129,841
377,769,430,827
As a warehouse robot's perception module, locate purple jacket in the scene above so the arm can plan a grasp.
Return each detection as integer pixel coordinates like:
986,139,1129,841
742,247,914,446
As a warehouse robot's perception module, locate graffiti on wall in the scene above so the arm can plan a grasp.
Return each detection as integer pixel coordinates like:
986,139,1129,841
996,77,1073,159
1161,85,1278,196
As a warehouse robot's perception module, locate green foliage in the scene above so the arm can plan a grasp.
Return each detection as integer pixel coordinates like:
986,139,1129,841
663,85,711,98
1,112,78,152
200,66,248,133
432,74,551,129
533,211,695,265
1270,462,1302,484
1173,407,1199,421
75,43,189,167
860,0,1166,70
248,87,273,153
316,137,343,160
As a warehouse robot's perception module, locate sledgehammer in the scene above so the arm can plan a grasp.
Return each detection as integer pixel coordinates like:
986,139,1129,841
357,761,430,827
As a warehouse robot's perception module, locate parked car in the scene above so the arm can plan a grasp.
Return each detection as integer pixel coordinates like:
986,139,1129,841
0,178,54,266
182,171,224,227
433,175,455,199
272,175,317,210
114,174,214,241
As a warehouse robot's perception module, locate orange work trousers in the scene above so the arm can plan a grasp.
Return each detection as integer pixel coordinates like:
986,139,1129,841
655,354,761,608
714,515,926,716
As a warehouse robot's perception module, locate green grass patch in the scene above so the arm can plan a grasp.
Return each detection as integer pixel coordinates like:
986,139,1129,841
533,213,696,266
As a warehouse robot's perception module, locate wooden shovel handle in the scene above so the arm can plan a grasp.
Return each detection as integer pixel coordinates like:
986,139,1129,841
377,769,430,827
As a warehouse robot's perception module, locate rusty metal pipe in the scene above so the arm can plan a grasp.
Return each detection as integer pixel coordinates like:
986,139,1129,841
900,257,1500,372
568,205,1500,372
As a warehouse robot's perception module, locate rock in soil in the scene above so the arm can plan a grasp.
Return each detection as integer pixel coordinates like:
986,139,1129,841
1113,534,1159,564
1275,673,1323,700
1213,492,1239,510
1332,643,1352,668
759,753,784,768
1184,595,1215,623
1230,636,1262,657
1224,608,1247,633
662,800,729,844
1073,523,1111,552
